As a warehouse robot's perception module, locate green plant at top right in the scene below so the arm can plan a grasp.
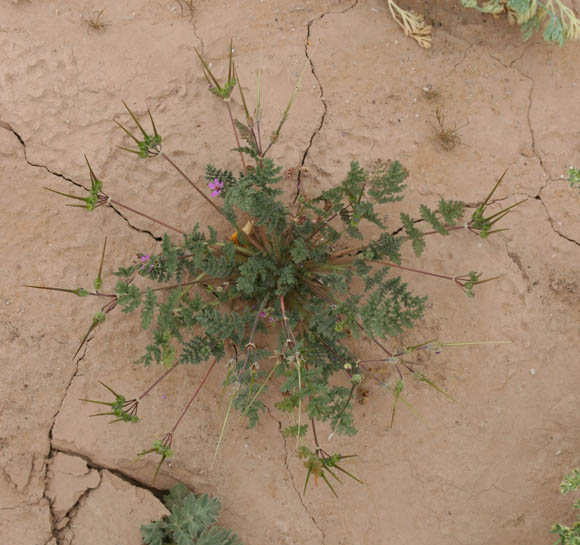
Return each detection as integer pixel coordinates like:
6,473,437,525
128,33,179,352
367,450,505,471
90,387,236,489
568,167,580,193
461,0,580,45
551,469,580,544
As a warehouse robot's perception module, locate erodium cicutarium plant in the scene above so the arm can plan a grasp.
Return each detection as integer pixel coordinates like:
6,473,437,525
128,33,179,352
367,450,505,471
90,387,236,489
30,42,519,495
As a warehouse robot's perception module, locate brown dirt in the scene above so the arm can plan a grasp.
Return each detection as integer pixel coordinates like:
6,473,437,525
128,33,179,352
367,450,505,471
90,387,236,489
1,1,579,544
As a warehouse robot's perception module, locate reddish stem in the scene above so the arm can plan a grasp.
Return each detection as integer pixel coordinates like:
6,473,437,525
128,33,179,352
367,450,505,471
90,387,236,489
311,418,320,451
170,359,217,434
375,261,454,282
110,198,185,235
355,320,393,357
161,153,227,220
138,364,179,400
225,101,247,175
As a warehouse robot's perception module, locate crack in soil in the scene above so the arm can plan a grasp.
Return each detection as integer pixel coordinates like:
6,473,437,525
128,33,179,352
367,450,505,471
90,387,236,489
50,447,168,501
502,50,555,185
43,338,93,545
264,406,326,544
508,190,580,247
444,43,473,78
0,120,161,242
50,469,102,545
296,0,360,198
0,120,168,540
535,193,580,247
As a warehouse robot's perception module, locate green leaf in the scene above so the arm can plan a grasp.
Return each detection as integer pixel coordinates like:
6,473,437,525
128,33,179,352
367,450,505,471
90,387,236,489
115,281,142,313
400,212,425,256
437,198,465,226
282,424,308,437
163,483,190,511
368,160,407,204
420,204,448,235
141,288,157,329
197,526,243,545
140,519,166,545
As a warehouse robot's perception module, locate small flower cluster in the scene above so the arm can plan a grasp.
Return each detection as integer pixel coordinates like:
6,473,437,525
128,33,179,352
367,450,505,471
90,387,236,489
208,178,224,197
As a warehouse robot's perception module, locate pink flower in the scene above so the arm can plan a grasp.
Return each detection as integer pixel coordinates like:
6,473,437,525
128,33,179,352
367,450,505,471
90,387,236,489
139,254,151,270
208,178,224,197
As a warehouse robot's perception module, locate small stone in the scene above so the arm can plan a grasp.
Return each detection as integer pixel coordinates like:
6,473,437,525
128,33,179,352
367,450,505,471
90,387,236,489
529,368,536,375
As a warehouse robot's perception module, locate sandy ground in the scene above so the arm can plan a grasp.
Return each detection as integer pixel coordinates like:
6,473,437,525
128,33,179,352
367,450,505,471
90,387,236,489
1,0,579,544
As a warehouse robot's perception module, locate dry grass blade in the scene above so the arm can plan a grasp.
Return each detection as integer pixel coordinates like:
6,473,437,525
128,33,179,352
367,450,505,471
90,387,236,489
84,8,108,32
174,0,195,19
386,0,432,48
430,107,468,151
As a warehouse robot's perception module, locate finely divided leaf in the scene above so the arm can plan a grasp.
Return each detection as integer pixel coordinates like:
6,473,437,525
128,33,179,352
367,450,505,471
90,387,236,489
140,519,166,545
400,212,425,256
419,204,448,235
197,526,243,545
141,287,157,329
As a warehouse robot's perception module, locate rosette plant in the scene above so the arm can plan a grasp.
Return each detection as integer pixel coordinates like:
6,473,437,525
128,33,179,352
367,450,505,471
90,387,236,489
31,42,517,495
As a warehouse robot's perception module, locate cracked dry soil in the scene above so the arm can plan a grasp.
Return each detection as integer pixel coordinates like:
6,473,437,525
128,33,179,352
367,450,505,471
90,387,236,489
1,1,579,544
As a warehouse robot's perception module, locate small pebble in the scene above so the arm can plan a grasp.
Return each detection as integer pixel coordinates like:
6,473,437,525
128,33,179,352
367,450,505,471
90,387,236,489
555,450,562,456
530,368,536,375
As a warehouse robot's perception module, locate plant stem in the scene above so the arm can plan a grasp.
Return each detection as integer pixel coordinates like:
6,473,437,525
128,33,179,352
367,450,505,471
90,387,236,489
373,261,456,282
161,153,229,221
109,198,186,235
238,294,270,377
150,275,208,293
355,320,393,357
305,203,353,243
311,418,320,451
225,101,247,175
420,224,471,237
23,285,116,298
138,363,179,400
170,359,217,434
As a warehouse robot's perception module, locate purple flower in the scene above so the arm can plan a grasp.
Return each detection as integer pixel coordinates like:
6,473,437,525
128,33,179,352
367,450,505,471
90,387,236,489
208,178,224,197
139,254,151,270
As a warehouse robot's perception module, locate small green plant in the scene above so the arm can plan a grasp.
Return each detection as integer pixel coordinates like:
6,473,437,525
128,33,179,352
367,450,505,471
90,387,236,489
385,0,580,46
568,166,580,193
551,469,580,544
461,0,580,45
32,43,517,494
141,483,242,545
